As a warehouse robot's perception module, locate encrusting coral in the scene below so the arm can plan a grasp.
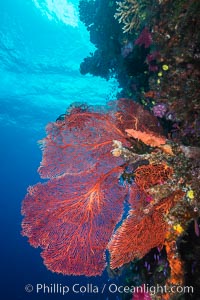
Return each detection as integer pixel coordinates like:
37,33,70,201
76,0,200,298
109,117,200,299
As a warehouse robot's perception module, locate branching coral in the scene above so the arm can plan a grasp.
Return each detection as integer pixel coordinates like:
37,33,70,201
114,0,141,33
114,0,152,33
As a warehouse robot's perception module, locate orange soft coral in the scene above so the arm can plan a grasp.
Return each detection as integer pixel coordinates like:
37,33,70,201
125,128,174,155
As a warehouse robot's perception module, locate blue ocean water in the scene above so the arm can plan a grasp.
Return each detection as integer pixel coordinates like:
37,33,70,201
0,1,121,299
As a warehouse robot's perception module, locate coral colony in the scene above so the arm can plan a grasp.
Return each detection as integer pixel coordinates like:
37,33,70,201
22,0,200,299
22,99,199,296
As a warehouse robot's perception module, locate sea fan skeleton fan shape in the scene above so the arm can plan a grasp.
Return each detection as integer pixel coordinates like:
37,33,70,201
22,168,126,275
21,99,170,276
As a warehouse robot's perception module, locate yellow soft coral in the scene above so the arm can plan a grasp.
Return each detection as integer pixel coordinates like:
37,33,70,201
187,189,194,200
173,224,184,234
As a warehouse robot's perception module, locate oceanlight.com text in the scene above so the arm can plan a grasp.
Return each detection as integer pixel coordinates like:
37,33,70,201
25,283,194,296
120,283,194,296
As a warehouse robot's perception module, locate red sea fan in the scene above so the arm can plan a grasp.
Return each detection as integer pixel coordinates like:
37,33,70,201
38,99,162,179
38,111,126,179
110,99,162,134
108,208,168,270
22,167,127,276
21,99,165,276
108,191,184,270
134,164,173,190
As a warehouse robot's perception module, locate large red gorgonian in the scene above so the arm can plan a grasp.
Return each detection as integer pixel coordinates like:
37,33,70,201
21,99,170,276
